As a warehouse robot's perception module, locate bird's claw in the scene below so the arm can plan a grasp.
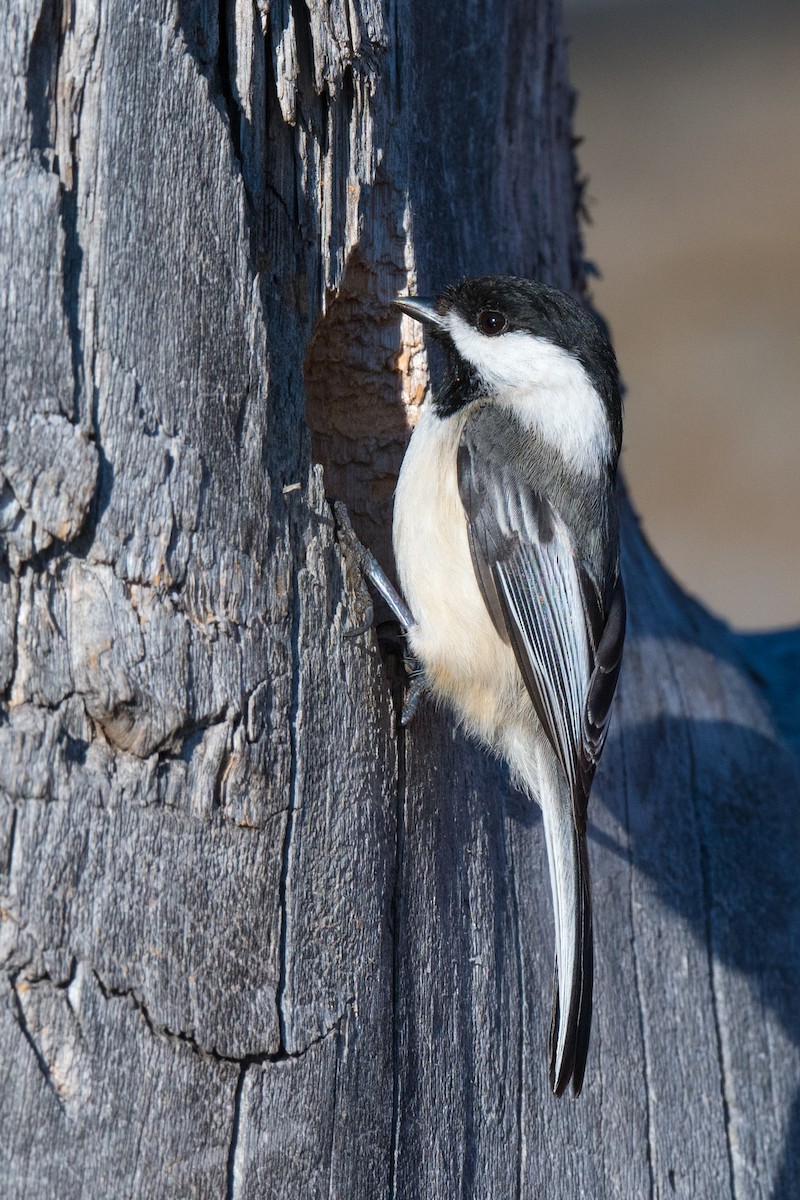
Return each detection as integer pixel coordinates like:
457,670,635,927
376,622,427,723
342,607,375,639
400,653,427,726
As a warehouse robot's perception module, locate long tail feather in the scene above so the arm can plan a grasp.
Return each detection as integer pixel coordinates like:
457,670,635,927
541,778,593,1097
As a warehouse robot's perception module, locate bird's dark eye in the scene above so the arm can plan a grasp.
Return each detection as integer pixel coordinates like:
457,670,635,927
476,309,507,337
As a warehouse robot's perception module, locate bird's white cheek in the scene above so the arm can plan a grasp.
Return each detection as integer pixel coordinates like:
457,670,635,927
501,374,611,476
445,314,612,475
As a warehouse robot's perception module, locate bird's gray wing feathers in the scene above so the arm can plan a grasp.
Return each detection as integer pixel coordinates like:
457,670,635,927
582,571,626,783
497,516,590,800
458,409,625,1097
457,422,624,811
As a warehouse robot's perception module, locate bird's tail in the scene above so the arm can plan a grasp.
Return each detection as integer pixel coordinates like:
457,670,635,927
540,765,593,1097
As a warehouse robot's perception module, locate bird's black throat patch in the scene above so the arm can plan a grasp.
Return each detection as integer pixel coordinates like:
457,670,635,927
431,347,484,418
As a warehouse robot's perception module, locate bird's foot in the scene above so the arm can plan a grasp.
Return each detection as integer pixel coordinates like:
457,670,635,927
400,654,427,726
376,621,428,725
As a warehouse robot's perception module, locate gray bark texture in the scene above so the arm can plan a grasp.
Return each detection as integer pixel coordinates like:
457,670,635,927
1,0,799,1196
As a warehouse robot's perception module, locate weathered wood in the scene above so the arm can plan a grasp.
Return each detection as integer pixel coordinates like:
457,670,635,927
2,0,799,1197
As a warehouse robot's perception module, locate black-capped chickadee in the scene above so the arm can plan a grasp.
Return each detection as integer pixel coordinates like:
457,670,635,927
341,276,625,1096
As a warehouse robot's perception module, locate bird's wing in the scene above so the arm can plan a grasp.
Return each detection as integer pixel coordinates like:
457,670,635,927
457,418,624,811
457,408,625,1095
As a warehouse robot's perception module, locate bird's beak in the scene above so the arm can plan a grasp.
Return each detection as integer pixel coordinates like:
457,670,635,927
392,296,448,331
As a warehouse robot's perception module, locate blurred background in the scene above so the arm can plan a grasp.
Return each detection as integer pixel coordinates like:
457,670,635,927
564,0,800,629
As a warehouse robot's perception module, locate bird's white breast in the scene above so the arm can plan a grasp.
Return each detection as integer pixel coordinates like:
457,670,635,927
393,403,523,743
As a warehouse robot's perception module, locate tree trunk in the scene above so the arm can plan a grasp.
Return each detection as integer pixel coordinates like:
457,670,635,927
2,0,799,1196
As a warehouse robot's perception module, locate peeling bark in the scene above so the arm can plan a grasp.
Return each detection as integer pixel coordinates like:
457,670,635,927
2,0,799,1197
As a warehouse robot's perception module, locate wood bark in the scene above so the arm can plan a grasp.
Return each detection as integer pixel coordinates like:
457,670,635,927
2,0,799,1197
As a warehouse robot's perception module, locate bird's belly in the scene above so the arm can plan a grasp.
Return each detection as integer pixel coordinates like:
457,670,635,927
393,407,526,744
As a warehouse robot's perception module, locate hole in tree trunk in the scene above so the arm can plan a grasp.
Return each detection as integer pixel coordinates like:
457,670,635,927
304,249,426,572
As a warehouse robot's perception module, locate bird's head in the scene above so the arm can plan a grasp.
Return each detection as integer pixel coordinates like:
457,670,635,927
395,276,622,471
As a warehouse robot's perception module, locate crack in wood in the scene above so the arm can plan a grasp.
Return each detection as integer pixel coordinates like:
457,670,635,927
4,804,17,880
274,495,306,1055
28,0,98,423
4,957,348,1065
225,1062,246,1200
217,0,243,169
324,1015,341,1200
0,566,20,704
72,961,352,1064
387,660,407,1200
620,723,656,1200
58,164,85,418
9,971,67,1109
26,0,63,171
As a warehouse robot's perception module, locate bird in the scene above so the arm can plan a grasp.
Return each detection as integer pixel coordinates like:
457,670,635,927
389,276,626,1096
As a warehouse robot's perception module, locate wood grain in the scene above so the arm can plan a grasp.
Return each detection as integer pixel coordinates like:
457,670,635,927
2,0,798,1196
